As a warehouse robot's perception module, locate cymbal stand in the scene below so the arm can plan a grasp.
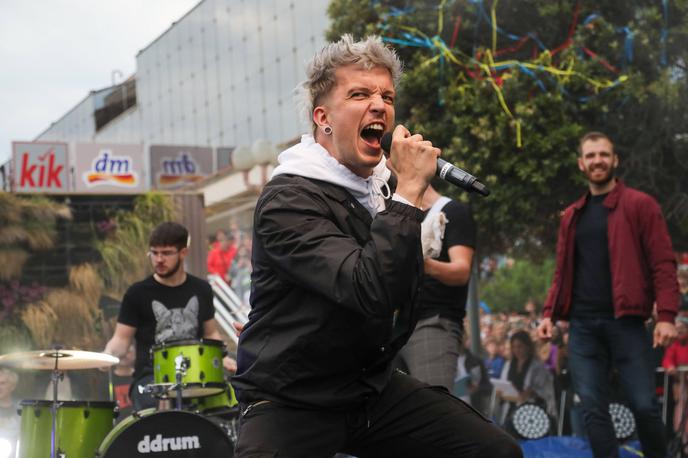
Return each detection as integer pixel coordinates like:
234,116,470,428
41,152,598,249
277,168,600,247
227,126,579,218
174,354,189,410
50,346,64,458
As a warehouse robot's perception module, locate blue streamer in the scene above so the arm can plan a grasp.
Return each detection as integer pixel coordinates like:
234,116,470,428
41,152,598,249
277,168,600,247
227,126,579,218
660,0,669,66
517,65,548,92
623,27,634,64
474,0,522,42
382,37,429,48
582,13,600,26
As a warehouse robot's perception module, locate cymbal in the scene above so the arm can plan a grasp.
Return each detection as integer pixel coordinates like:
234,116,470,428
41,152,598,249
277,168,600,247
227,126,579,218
0,349,119,370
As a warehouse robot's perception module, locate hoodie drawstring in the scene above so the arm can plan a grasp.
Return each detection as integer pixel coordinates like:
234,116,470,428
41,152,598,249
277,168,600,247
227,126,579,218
369,176,391,212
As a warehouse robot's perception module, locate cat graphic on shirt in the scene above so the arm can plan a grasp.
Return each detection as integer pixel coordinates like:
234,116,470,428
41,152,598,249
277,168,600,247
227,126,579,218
152,296,199,343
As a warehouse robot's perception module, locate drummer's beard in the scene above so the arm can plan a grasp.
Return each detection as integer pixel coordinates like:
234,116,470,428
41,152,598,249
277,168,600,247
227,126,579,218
155,258,182,278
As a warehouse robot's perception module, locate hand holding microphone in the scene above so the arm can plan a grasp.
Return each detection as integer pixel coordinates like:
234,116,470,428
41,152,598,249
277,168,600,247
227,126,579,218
380,131,490,197
384,126,442,208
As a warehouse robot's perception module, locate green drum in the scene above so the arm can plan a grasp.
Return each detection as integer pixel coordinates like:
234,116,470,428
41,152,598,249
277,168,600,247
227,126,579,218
152,339,225,398
188,383,238,418
17,399,117,458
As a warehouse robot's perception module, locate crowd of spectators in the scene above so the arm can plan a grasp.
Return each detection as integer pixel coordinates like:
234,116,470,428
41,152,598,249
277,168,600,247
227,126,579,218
465,256,688,440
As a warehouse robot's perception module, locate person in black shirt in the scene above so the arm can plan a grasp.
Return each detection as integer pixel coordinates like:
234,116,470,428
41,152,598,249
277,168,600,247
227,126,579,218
104,221,235,410
398,183,476,392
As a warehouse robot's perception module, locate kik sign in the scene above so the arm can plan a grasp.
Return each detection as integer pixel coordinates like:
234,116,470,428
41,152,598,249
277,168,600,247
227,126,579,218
150,145,213,190
74,143,145,193
12,142,69,193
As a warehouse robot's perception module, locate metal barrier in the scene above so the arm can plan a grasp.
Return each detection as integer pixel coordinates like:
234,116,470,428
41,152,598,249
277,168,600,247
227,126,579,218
208,274,249,345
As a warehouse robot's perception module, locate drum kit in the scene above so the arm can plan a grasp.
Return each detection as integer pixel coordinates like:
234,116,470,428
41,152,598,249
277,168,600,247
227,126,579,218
0,338,237,458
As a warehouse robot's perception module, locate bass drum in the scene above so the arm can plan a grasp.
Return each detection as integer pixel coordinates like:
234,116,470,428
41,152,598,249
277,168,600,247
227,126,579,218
97,409,234,457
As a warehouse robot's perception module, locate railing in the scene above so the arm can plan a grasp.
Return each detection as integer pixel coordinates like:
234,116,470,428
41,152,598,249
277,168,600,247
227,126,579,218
208,274,249,345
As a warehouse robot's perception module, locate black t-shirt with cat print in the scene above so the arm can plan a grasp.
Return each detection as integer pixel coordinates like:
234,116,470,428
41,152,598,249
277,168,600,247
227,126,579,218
118,274,214,379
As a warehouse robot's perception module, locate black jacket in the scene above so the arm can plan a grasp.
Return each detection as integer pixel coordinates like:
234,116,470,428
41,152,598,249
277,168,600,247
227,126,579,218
232,174,425,408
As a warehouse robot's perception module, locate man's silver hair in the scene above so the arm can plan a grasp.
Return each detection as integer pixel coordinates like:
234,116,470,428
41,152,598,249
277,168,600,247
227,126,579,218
297,34,403,134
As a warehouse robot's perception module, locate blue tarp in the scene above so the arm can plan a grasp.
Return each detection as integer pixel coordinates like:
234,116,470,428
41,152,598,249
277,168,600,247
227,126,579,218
519,437,643,457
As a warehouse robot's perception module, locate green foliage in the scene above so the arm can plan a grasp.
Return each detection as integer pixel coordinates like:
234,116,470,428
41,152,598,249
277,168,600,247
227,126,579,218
0,193,71,280
480,257,555,314
0,318,35,354
326,0,688,254
97,192,177,297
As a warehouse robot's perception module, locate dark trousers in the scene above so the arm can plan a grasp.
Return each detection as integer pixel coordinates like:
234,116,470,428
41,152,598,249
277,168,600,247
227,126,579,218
568,317,667,458
235,371,522,458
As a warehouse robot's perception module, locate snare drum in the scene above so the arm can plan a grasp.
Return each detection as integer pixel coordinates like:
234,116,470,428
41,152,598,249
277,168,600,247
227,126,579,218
17,399,117,458
96,408,234,457
152,339,226,397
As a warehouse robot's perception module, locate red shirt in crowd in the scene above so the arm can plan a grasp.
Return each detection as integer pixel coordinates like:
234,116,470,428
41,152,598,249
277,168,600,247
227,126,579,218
663,339,688,371
207,241,238,283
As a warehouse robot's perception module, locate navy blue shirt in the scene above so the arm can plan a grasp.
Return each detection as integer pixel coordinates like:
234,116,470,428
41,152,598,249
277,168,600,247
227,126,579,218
571,193,614,318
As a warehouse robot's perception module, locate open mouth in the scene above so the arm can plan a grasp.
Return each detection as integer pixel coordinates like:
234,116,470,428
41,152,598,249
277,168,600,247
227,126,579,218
360,123,385,147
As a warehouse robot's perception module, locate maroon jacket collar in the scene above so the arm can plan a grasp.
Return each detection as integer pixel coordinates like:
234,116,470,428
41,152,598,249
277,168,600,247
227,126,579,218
571,179,625,211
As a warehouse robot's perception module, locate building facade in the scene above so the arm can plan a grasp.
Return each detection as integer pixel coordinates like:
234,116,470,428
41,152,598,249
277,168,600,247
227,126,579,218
37,0,330,150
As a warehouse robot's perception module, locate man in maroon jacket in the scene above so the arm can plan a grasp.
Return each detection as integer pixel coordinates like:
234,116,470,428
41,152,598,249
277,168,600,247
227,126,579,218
537,131,680,458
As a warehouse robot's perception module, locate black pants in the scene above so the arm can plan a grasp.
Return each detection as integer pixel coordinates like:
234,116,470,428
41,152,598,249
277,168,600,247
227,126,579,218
235,372,522,458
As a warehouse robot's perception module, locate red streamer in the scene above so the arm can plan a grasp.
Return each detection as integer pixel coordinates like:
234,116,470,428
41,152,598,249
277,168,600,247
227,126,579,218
450,15,462,49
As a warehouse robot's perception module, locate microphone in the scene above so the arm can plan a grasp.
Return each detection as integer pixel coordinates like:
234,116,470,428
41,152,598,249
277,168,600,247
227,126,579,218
380,132,490,197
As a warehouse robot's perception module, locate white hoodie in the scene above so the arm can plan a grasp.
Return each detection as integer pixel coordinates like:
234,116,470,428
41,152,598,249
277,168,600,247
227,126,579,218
271,134,392,216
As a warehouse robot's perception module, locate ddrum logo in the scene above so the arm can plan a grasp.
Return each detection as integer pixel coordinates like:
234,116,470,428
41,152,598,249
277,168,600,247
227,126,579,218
137,434,201,453
156,152,204,188
83,150,138,187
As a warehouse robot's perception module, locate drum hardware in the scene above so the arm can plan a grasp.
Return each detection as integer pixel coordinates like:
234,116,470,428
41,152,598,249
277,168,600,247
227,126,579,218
50,352,62,458
143,383,175,397
174,354,190,410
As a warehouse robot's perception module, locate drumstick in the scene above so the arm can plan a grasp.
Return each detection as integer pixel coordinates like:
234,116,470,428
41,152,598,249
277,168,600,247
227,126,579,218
108,366,114,402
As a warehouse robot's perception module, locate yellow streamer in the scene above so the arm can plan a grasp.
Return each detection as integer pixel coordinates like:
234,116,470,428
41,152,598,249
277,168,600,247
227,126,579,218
491,0,499,54
438,0,447,35
390,10,627,149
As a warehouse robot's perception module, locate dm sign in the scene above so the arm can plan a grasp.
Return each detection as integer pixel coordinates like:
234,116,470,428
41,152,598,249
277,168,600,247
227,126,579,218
150,145,213,190
12,142,69,193
74,143,146,193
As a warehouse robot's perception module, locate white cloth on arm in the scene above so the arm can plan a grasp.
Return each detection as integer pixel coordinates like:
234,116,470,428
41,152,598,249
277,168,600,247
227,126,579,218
421,196,450,258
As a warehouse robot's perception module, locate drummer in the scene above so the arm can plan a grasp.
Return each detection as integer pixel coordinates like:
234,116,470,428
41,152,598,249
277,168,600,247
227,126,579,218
104,222,236,410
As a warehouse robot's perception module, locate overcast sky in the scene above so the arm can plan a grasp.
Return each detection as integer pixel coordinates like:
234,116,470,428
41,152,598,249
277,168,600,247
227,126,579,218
0,0,200,164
